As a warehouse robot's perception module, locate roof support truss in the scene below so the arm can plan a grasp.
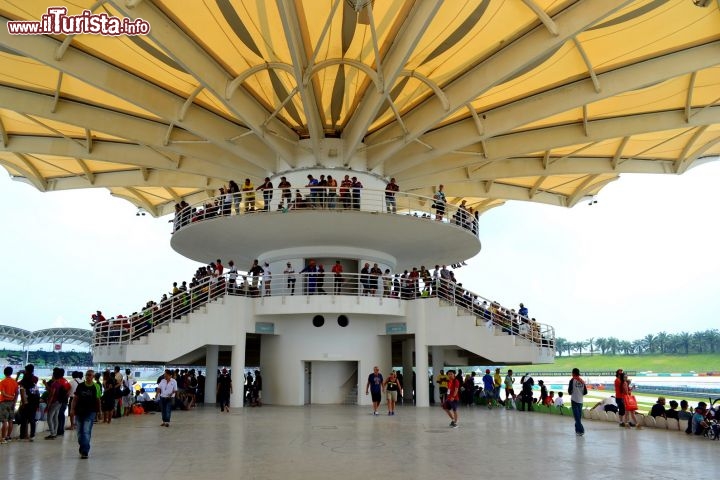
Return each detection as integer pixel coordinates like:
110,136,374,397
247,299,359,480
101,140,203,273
385,42,720,175
109,0,297,165
0,16,276,171
366,0,633,169
341,0,442,162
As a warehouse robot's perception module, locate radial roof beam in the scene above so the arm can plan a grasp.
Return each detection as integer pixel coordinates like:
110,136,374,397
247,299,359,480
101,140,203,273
427,180,571,208
341,0,442,161
276,0,324,155
386,42,720,175
115,187,158,216
392,106,720,180
400,156,677,191
0,115,8,147
366,0,633,169
109,0,298,165
0,86,266,178
10,152,48,191
45,169,226,191
0,135,244,180
0,17,275,171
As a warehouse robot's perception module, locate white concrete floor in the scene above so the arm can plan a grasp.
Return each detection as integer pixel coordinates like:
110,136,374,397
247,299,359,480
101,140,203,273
3,404,718,480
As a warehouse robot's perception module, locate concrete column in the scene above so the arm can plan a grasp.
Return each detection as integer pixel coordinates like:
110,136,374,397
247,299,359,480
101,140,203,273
402,338,414,403
205,345,219,404
431,346,445,406
414,309,429,407
230,333,247,409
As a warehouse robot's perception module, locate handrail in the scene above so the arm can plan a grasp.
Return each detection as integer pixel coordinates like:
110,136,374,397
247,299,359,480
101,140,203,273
171,187,480,236
92,273,555,352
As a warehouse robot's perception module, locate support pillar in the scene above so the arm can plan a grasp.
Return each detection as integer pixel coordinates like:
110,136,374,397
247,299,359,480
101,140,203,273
431,346,445,407
402,339,414,403
414,309,429,407
230,333,246,409
205,345,219,404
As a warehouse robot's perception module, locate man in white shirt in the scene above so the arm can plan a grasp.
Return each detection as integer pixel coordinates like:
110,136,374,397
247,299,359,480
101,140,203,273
283,262,296,295
156,370,177,427
262,262,272,296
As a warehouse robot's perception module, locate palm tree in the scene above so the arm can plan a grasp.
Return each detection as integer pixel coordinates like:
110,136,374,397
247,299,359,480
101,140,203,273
587,337,595,356
677,332,691,355
642,334,655,354
691,331,705,353
656,331,669,354
555,337,568,357
706,329,720,353
606,337,619,355
595,337,607,355
575,341,586,356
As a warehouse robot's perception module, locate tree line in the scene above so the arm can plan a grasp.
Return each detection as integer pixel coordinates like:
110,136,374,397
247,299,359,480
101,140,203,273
554,329,720,356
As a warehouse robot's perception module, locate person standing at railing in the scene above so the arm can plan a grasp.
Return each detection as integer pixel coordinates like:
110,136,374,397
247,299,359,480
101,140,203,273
383,269,392,297
433,184,446,221
228,180,241,214
351,176,363,210
278,176,292,210
340,175,352,209
262,262,272,296
360,263,371,295
242,178,256,212
228,260,238,295
219,187,232,216
327,174,337,209
385,177,399,213
409,267,420,298
300,259,319,295
249,260,264,296
519,303,529,319
370,263,382,296
284,262,296,295
257,177,273,212
306,174,320,208
318,175,328,209
331,260,343,294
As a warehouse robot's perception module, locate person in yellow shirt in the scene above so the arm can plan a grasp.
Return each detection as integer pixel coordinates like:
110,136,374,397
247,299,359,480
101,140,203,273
436,370,448,404
493,368,502,406
242,178,256,212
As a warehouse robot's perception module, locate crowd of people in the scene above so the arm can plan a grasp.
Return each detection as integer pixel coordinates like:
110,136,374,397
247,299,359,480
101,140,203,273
0,363,268,456
170,177,479,235
91,259,550,348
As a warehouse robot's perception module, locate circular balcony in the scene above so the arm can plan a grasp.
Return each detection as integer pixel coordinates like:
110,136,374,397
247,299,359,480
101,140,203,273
170,188,481,269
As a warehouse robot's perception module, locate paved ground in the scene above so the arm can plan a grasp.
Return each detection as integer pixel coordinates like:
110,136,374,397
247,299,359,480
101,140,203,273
3,404,718,480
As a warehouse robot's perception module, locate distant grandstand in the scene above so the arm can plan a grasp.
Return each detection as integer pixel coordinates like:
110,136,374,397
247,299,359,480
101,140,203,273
0,325,92,366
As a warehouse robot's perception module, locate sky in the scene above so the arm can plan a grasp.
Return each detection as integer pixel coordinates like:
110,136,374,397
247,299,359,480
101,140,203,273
1,160,719,350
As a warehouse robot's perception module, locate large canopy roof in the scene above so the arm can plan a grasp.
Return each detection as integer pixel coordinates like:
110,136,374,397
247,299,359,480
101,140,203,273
1,0,719,216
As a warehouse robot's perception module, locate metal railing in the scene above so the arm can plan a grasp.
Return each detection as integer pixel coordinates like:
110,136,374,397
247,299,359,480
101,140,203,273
171,188,479,235
91,273,555,351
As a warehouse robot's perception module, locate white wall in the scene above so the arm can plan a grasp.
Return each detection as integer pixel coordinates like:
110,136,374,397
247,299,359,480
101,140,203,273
260,312,391,405
309,361,356,404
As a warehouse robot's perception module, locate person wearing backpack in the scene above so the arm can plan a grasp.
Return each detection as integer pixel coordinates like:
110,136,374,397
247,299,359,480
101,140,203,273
45,368,71,439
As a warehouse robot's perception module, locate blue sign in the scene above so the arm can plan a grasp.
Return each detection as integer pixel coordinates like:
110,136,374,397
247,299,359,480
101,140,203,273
255,322,275,334
386,323,407,334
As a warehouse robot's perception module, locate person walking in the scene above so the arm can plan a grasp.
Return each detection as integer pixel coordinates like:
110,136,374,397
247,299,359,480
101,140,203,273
383,371,402,416
0,366,19,444
568,367,587,436
216,368,233,412
157,370,177,427
365,366,383,416
443,370,460,428
70,370,101,459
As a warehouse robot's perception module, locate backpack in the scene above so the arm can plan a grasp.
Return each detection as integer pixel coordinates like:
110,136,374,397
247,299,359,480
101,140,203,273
54,379,69,404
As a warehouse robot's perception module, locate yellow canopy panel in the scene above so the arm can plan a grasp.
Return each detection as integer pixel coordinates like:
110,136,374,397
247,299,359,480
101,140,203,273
0,0,718,216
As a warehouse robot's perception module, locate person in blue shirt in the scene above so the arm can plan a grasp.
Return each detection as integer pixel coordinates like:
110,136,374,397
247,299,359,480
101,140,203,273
519,303,529,318
482,369,495,409
365,366,383,416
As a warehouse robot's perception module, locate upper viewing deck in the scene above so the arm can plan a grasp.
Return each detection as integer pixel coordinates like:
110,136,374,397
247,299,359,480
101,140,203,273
170,187,481,269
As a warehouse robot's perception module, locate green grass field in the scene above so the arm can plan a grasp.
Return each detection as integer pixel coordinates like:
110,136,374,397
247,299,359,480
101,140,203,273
512,353,720,373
